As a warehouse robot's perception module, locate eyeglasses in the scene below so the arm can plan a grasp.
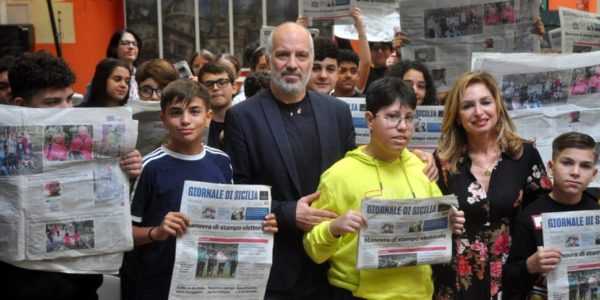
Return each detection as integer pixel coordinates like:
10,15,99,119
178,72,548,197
371,44,391,52
139,86,162,98
119,40,138,47
376,113,416,127
202,78,230,89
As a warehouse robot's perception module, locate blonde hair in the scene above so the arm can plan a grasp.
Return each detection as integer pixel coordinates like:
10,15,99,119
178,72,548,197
438,72,523,174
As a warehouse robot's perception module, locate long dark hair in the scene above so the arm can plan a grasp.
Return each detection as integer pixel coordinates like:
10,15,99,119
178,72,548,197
106,28,143,66
87,58,130,107
387,60,438,105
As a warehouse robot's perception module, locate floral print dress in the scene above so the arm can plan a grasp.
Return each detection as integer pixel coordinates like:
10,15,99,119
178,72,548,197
432,142,552,300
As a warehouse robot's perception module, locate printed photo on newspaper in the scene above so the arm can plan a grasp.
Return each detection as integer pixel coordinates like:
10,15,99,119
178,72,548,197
543,210,600,300
400,0,540,91
356,195,458,270
339,97,443,152
168,181,273,300
0,106,137,273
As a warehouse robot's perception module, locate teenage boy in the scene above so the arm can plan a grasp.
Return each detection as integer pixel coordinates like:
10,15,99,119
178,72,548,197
303,77,464,299
332,49,363,98
198,62,235,149
120,79,277,299
3,50,142,299
307,38,340,95
503,132,600,300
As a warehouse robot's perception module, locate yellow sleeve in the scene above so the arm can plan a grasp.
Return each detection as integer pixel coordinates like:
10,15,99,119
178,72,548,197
303,174,342,264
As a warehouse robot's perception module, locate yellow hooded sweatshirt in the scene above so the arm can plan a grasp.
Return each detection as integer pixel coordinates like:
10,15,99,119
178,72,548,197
303,146,442,300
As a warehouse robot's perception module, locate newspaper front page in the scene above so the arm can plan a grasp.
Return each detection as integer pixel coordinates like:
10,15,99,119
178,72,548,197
400,0,540,91
0,106,137,272
339,97,443,151
471,51,600,187
259,25,319,47
300,0,356,19
543,210,600,300
168,181,273,300
559,7,600,53
356,196,458,270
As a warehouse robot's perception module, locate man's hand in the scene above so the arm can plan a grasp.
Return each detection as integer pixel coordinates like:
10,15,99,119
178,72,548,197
120,149,142,178
296,191,337,231
329,211,366,237
526,246,562,274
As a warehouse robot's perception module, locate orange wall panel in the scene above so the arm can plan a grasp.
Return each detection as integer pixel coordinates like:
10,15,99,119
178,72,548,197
35,0,125,94
550,0,597,12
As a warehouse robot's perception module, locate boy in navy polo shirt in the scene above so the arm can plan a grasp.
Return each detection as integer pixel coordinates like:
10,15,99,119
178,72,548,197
503,132,600,299
121,79,277,299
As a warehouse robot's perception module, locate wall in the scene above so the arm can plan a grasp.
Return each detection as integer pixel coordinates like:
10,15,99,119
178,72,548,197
550,0,598,12
33,0,124,93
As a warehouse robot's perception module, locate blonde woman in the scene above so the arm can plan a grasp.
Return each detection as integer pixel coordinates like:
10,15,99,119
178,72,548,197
432,72,552,299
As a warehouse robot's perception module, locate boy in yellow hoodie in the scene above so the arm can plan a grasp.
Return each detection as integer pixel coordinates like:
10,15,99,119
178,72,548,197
303,77,464,299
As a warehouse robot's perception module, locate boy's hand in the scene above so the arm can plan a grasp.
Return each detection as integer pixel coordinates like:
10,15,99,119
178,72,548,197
296,15,308,28
412,149,439,181
526,246,562,274
296,191,338,231
449,209,465,235
329,211,366,237
349,8,365,32
120,149,142,178
392,30,410,50
262,213,278,234
531,16,545,39
154,212,191,240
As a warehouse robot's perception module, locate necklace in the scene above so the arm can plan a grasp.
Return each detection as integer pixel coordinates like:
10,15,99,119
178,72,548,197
470,153,500,177
281,100,304,116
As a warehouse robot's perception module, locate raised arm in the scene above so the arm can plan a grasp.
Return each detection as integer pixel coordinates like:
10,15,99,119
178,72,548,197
350,8,371,93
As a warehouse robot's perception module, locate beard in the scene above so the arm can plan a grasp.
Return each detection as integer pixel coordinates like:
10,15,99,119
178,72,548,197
271,67,310,95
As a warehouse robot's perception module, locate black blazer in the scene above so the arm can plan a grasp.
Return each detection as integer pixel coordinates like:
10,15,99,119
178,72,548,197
223,89,356,292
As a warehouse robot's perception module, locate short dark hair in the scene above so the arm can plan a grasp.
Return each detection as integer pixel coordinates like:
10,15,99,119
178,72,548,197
198,62,235,84
88,58,131,107
243,40,260,67
552,132,599,163
189,50,216,70
244,72,270,98
250,47,268,71
314,38,339,62
217,53,241,75
337,49,359,66
0,55,16,73
8,51,76,101
387,60,438,105
366,77,416,115
160,79,210,112
135,58,179,88
106,28,143,65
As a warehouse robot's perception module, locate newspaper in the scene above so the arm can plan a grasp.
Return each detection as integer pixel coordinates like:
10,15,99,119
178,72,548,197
333,0,400,42
168,181,273,300
0,106,137,272
356,196,458,270
300,0,356,19
559,7,600,53
548,27,562,50
259,25,319,47
542,210,600,300
471,51,600,109
128,100,170,156
400,0,540,91
339,97,443,151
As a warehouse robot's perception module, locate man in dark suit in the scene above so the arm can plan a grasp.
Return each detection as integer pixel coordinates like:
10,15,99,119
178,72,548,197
223,22,355,299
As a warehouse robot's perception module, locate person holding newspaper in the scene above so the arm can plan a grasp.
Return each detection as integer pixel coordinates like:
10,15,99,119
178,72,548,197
303,77,465,299
2,50,142,300
502,132,600,299
432,72,552,300
121,79,277,299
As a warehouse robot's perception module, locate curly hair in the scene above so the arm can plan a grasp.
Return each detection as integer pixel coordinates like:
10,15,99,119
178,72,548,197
387,60,438,105
8,51,76,101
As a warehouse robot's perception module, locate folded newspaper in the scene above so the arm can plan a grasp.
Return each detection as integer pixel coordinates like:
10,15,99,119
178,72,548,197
169,181,273,300
356,195,458,270
0,106,137,273
543,210,600,300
